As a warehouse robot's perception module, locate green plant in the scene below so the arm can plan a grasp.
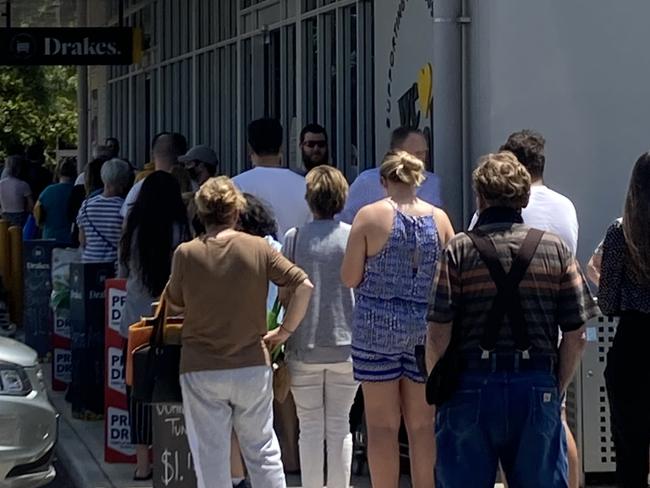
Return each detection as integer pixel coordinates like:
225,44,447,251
0,65,78,161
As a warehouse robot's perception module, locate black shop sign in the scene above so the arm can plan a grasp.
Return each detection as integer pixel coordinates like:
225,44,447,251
0,27,142,65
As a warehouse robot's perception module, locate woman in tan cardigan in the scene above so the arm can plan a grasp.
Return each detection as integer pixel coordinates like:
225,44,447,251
166,176,313,488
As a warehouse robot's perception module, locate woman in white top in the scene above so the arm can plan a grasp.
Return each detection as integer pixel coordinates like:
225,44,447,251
0,156,33,227
282,166,358,488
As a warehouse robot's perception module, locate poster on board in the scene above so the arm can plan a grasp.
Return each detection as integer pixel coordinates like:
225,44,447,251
104,279,134,463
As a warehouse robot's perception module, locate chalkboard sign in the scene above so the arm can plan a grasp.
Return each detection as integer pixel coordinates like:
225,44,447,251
23,240,57,357
153,403,197,488
68,262,114,416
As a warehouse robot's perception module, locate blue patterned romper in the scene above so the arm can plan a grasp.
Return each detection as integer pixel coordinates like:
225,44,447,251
352,205,441,383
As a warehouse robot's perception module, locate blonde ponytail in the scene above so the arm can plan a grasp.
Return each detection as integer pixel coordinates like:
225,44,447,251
380,150,426,187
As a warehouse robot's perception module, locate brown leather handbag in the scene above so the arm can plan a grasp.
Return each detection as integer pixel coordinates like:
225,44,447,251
125,295,183,387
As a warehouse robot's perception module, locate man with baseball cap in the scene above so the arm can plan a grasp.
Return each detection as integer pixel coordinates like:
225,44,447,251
179,145,219,186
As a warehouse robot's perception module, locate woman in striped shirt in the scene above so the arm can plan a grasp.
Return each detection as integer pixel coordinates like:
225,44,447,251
76,158,133,263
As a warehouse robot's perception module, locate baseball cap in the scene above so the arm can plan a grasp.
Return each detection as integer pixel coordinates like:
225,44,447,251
178,145,219,166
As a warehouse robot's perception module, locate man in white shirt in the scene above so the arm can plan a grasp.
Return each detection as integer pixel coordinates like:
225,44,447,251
120,134,183,218
233,118,311,242
338,127,442,224
469,130,579,254
469,129,580,488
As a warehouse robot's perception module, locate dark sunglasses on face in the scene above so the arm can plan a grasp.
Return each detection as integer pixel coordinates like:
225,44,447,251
303,140,327,149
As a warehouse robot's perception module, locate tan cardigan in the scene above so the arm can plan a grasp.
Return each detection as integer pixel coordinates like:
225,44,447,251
166,231,308,374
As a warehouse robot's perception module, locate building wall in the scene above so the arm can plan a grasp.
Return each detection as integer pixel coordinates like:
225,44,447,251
373,0,464,228
90,0,650,254
468,0,650,262
93,0,375,181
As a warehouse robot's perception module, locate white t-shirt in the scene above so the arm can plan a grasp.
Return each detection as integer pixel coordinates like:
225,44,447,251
232,167,311,242
469,185,579,254
0,177,32,213
120,179,144,218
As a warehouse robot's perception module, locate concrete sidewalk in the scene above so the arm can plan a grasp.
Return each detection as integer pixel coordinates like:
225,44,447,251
46,362,408,488
47,364,151,488
45,362,508,488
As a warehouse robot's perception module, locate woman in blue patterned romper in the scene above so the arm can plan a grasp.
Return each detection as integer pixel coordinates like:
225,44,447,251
342,150,455,488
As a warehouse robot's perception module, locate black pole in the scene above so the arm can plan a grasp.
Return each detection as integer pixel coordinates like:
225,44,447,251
2,0,11,28
118,0,123,27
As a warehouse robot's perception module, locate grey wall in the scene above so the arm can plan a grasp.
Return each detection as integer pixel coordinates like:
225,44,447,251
468,0,650,263
432,0,464,230
373,0,464,228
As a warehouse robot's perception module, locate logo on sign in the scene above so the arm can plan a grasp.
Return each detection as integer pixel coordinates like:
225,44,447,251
108,288,126,333
98,271,109,285
107,407,135,456
108,347,125,394
10,33,36,59
54,312,71,339
53,348,72,384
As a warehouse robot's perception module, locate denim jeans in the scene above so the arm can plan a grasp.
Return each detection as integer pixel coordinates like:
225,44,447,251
288,361,359,488
435,370,567,488
181,366,286,488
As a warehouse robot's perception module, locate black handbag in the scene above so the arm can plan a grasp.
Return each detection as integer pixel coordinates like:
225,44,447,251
421,325,461,407
131,295,183,403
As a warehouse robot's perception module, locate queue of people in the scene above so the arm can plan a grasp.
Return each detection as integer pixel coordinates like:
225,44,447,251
1,119,647,488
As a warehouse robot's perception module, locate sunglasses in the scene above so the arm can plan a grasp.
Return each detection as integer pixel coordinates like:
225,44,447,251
303,140,327,149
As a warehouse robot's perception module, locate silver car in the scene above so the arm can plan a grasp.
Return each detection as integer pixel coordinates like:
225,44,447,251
0,338,57,487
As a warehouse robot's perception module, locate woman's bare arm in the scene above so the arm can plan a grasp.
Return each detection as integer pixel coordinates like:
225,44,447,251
341,209,369,288
433,207,456,247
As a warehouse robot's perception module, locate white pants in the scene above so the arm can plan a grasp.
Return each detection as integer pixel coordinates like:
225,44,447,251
288,361,359,488
181,366,286,488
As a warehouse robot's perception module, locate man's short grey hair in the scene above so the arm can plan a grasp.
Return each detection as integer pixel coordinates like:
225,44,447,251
101,158,132,193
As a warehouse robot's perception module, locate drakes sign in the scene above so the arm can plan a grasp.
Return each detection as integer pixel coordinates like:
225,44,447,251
0,28,142,65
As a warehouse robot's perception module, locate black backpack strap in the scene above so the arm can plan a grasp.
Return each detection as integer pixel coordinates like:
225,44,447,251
503,229,545,354
508,229,545,291
466,229,545,357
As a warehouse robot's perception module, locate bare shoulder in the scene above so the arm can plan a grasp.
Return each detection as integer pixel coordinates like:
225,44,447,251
354,199,393,225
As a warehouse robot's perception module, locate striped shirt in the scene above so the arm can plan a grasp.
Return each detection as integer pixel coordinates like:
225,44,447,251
427,223,597,357
77,195,124,263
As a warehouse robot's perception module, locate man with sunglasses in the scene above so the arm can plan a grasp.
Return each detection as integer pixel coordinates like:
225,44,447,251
300,124,331,172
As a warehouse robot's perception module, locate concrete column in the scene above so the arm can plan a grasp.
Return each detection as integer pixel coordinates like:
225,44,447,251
76,0,88,173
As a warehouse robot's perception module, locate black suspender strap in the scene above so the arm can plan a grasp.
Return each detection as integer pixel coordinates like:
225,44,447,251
466,228,545,358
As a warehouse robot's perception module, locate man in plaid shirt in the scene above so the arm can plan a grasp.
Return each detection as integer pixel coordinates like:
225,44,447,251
426,152,597,487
